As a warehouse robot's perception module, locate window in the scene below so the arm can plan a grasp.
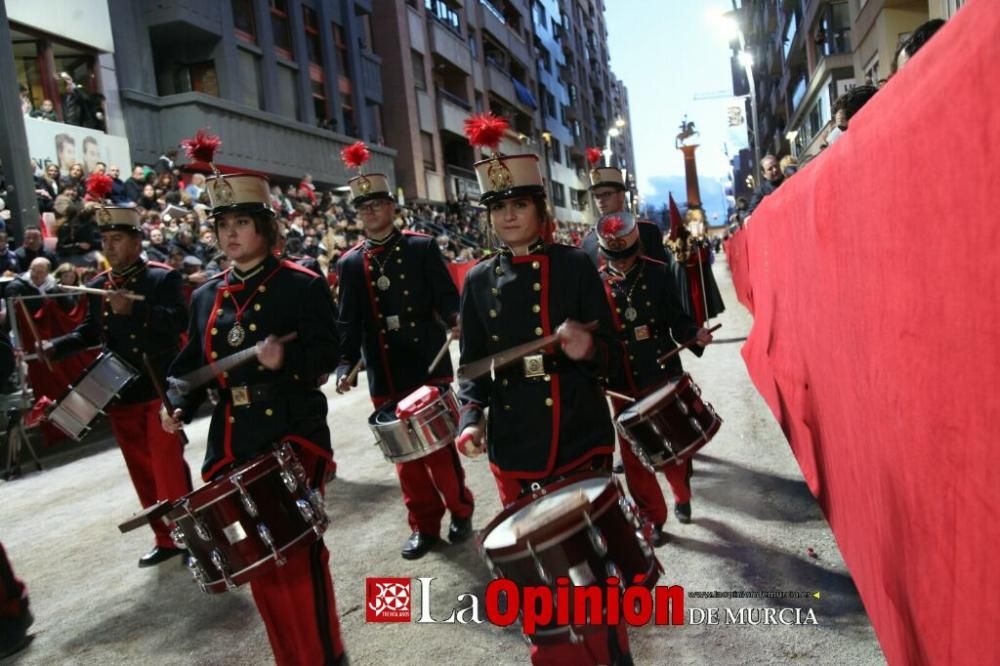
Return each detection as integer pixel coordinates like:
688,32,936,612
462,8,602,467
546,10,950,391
271,0,293,58
232,0,257,43
14,27,98,129
782,12,797,61
368,102,384,144
312,79,328,122
545,91,556,118
817,2,851,57
333,23,349,74
303,6,322,64
468,28,478,58
189,61,220,96
532,1,546,27
537,45,551,73
426,0,461,33
550,181,566,207
550,137,562,164
237,48,264,109
274,65,299,119
421,131,436,169
412,51,426,90
863,54,879,86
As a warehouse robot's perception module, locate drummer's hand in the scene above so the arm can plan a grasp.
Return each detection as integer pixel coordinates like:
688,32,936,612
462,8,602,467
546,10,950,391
37,339,55,360
557,320,595,361
334,363,353,394
256,335,284,370
107,290,133,315
160,407,184,433
695,327,714,347
456,426,485,458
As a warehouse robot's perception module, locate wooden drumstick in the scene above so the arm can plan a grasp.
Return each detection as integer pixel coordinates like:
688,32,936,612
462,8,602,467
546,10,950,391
143,353,187,445
605,389,636,403
17,300,53,371
61,284,147,301
656,324,722,365
427,330,455,375
457,320,599,382
345,359,364,385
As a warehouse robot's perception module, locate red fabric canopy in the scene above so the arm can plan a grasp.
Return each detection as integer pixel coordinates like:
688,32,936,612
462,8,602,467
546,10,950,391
724,2,999,663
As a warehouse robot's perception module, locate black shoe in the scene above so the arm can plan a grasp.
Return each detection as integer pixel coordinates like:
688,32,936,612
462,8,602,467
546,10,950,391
138,546,186,568
448,514,474,543
674,502,692,524
613,462,625,474
0,600,33,659
651,525,669,548
401,532,440,560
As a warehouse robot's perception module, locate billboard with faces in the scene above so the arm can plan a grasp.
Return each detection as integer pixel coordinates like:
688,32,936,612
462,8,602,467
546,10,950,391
24,116,131,177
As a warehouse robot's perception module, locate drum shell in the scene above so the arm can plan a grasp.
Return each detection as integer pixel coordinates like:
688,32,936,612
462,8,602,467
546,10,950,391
48,352,139,440
479,473,661,645
167,450,325,593
368,388,459,463
616,374,721,468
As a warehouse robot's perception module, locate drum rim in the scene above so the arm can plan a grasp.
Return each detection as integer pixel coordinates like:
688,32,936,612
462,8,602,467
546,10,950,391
479,471,617,558
618,373,692,421
166,452,282,519
192,525,323,592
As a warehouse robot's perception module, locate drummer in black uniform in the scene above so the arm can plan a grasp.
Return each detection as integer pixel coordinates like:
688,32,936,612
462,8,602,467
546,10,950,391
595,211,713,543
334,163,474,561
161,170,346,665
43,205,193,568
455,134,632,665
581,165,670,266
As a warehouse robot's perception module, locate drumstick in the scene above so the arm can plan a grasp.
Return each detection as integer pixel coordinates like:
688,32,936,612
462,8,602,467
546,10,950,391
172,332,298,394
17,300,53,371
345,359,363,385
427,330,455,375
605,389,636,403
61,284,147,301
656,324,722,366
457,320,599,382
143,353,187,445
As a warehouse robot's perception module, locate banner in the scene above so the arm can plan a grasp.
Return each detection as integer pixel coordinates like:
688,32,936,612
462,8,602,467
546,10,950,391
24,116,131,178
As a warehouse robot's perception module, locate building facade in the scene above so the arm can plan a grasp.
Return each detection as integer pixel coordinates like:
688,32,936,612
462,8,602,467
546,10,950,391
735,0,965,164
371,0,632,222
108,0,395,186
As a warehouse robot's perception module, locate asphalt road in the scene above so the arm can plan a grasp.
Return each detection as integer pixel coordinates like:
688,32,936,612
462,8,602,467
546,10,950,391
0,255,885,665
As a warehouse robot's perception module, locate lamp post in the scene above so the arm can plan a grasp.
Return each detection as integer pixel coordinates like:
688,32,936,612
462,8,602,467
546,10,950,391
540,129,554,202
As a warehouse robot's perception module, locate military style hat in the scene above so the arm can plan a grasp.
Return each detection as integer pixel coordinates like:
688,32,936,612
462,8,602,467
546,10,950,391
347,173,393,207
95,206,142,234
589,166,627,192
595,211,639,253
473,154,545,206
206,173,274,219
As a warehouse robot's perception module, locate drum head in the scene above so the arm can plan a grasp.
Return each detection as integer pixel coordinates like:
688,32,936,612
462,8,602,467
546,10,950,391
482,477,607,550
623,378,681,420
370,403,400,426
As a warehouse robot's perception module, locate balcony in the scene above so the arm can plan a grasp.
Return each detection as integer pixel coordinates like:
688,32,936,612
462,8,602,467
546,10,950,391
359,51,383,103
437,90,472,137
480,1,531,66
429,19,472,74
140,0,221,32
118,90,395,184
485,62,517,106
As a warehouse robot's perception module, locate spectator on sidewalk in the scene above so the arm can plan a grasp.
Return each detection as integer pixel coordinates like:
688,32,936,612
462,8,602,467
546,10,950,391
0,232,19,276
14,226,57,270
107,165,129,204
56,205,100,267
124,165,147,203
891,19,946,75
35,163,61,213
748,154,784,213
825,85,880,147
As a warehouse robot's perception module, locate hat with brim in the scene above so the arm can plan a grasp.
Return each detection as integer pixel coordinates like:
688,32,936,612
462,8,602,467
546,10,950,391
96,206,142,234
589,166,627,192
474,154,545,206
206,173,274,219
348,173,394,207
596,211,639,253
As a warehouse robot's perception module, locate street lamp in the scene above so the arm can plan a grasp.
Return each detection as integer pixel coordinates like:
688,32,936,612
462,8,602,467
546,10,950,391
603,121,625,166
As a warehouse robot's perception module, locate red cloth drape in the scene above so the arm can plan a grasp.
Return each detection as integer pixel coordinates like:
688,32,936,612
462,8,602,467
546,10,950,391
14,297,98,445
446,262,475,293
724,2,999,664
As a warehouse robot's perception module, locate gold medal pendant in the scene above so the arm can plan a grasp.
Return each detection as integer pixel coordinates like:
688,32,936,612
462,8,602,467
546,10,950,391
227,322,246,347
376,275,391,291
624,306,638,322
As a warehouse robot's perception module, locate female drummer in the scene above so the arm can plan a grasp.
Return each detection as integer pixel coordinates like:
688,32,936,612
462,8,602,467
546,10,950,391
455,117,631,665
594,211,713,544
160,162,346,666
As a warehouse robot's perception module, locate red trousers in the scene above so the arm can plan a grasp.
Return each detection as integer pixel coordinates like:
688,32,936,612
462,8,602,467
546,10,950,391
0,544,26,618
619,439,693,528
372,397,474,535
107,399,192,548
250,448,345,665
491,468,632,666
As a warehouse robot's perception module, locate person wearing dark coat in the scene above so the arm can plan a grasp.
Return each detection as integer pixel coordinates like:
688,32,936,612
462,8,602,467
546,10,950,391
334,167,474,561
55,205,101,266
582,165,671,267
747,154,784,213
14,226,58,270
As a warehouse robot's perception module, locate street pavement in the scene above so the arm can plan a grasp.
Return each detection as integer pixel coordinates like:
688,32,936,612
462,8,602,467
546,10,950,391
0,255,884,665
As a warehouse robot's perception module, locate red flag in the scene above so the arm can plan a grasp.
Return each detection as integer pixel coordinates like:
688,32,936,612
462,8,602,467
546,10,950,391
668,193,684,241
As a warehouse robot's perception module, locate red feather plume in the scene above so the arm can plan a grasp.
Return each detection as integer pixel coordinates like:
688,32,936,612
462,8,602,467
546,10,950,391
586,147,603,166
599,215,625,238
463,113,509,150
181,129,222,164
341,141,371,170
85,172,113,199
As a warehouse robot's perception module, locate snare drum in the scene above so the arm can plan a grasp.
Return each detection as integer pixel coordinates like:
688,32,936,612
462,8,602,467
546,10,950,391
167,443,328,594
479,472,661,645
368,385,460,463
616,373,721,470
47,352,139,440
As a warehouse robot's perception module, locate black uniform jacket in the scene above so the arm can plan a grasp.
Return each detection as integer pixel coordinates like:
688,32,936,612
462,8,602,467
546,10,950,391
167,255,338,481
336,229,459,404
582,220,670,267
457,241,620,479
50,259,188,404
600,256,703,399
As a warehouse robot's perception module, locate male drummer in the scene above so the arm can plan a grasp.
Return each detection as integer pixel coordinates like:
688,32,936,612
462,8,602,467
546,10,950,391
334,169,474,560
595,211,713,544
581,166,670,267
161,171,346,665
42,205,193,568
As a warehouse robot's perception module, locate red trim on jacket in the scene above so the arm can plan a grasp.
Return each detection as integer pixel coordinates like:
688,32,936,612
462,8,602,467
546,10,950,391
280,258,320,278
283,433,334,463
203,402,234,481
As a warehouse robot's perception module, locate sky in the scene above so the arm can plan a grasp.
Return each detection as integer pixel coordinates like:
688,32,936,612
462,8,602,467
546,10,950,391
605,0,745,224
